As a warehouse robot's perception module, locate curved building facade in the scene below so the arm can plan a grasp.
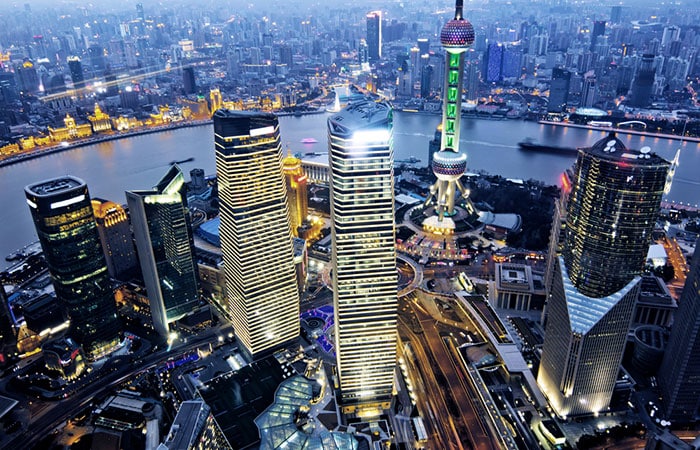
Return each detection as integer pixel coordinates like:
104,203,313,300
213,110,300,359
25,176,120,359
563,134,670,298
538,134,670,417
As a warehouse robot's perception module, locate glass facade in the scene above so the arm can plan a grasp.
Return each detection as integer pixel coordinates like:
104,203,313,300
25,176,120,359
538,135,670,417
328,100,397,413
563,136,670,298
659,235,700,422
213,110,300,359
127,166,200,337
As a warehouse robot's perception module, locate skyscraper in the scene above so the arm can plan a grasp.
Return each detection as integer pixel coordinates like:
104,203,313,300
92,198,138,281
538,135,670,417
25,177,121,359
127,166,200,337
548,67,571,113
366,11,382,61
213,110,300,359
282,152,308,238
658,235,700,423
67,56,85,91
328,100,396,414
423,0,475,227
591,20,606,52
484,42,504,82
182,67,196,95
629,54,656,108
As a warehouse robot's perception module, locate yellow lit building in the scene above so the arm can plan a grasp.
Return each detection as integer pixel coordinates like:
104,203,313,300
88,103,112,133
213,109,300,359
210,88,223,114
282,152,308,237
48,114,93,142
113,116,143,131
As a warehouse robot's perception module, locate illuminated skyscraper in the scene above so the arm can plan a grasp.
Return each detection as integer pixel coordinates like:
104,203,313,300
328,100,397,414
92,198,138,281
366,11,382,61
25,177,121,359
127,166,200,337
282,152,308,238
423,0,475,226
538,135,670,417
658,235,700,423
214,110,299,359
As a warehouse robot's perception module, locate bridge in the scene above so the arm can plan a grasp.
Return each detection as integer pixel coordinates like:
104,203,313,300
617,120,647,129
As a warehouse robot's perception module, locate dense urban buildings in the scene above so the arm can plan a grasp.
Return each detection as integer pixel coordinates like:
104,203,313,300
213,109,300,359
127,165,201,338
25,176,121,359
538,134,670,417
328,100,397,414
659,235,700,423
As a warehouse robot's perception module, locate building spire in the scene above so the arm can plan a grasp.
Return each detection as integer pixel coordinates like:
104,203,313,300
455,0,463,20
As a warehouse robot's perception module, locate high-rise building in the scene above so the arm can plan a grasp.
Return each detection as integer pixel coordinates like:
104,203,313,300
538,135,670,417
629,54,655,108
282,153,308,238
213,110,300,359
548,67,571,113
591,21,606,51
328,100,397,414
658,235,700,423
366,11,382,61
484,42,504,82
127,166,200,338
610,6,623,23
92,198,138,281
182,67,196,95
25,177,121,359
423,0,475,228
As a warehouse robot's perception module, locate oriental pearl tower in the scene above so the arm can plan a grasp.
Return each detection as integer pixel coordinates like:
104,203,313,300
423,0,475,229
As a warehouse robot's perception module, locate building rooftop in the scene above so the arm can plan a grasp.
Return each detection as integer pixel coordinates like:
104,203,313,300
25,176,83,197
160,400,210,450
327,99,391,137
584,132,670,166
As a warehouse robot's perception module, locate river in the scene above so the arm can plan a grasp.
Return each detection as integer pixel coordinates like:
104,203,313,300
1,112,699,268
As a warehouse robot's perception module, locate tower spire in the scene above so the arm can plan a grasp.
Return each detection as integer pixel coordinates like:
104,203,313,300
455,0,463,20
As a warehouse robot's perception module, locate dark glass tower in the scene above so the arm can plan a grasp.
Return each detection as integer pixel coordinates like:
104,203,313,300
127,166,200,338
563,135,670,298
659,235,700,423
629,54,655,108
366,11,382,61
25,177,121,359
67,56,85,91
548,67,571,113
538,134,670,417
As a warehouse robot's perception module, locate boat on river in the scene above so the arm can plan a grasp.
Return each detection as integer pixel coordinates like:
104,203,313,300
517,138,578,154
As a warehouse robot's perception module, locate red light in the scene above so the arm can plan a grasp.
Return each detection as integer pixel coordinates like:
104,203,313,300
561,173,571,193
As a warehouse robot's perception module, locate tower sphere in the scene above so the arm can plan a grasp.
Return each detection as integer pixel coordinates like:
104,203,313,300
432,150,467,181
440,19,475,49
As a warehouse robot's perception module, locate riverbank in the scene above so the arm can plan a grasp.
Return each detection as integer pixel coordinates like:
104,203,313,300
539,120,700,143
0,119,214,169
